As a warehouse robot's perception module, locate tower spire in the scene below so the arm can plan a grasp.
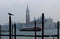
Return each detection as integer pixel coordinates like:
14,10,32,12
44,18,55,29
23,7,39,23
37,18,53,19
27,4,28,9
26,4,30,23
26,4,29,13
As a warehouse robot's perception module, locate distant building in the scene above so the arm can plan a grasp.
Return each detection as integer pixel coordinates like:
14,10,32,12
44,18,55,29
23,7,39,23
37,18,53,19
20,17,56,29
26,5,30,23
19,5,58,29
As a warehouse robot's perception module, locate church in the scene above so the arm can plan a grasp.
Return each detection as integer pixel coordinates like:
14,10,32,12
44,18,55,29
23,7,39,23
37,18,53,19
18,5,57,30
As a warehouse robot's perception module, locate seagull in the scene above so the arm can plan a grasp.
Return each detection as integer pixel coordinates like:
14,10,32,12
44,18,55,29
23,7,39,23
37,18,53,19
8,13,13,15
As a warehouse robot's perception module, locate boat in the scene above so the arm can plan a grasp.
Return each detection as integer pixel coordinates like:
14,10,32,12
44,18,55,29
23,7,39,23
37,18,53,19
20,27,42,31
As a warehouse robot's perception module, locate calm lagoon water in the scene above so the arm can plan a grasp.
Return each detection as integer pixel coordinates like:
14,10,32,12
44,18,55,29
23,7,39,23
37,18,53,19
1,29,60,39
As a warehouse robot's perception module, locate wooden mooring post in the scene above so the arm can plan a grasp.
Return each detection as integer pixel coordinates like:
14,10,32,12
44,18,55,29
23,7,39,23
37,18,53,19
34,21,36,39
42,13,44,39
11,24,14,39
9,15,11,39
14,23,16,39
8,13,13,39
0,25,1,39
57,21,59,39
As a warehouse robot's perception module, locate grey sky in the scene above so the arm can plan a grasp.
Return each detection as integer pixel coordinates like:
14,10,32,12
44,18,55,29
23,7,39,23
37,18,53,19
0,0,60,25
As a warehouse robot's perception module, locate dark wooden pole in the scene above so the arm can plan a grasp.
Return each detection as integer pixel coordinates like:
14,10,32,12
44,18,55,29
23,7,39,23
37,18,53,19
12,24,13,39
9,16,11,39
42,13,44,39
14,23,16,39
57,21,59,39
0,25,1,39
34,21,36,39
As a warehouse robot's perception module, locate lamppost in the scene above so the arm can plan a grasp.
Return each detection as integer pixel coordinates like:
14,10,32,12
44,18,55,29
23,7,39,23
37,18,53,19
8,13,14,39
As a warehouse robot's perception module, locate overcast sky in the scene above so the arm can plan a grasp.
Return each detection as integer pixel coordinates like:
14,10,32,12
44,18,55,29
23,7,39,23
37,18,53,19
0,0,60,25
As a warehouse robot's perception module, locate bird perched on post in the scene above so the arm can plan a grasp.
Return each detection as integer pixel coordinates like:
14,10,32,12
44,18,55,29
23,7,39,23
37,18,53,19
8,12,14,16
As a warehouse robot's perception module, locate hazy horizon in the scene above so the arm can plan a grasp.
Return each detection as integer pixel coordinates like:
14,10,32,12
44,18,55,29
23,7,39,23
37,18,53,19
0,0,60,25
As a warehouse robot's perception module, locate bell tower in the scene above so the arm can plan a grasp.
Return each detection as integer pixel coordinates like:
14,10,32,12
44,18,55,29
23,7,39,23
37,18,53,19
26,5,30,23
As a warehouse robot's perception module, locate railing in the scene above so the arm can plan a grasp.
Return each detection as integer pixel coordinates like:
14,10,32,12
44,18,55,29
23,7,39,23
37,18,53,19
0,13,59,39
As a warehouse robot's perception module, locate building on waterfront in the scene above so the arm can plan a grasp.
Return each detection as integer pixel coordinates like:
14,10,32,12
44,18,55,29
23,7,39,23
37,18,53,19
18,5,57,29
